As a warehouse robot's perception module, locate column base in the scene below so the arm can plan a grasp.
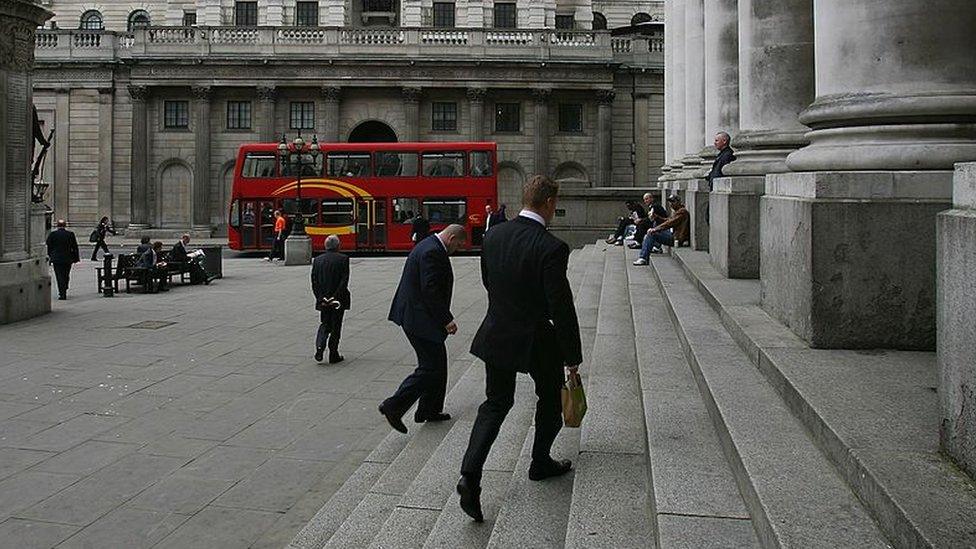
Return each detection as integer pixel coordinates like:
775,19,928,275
761,170,952,350
190,226,213,239
684,178,710,252
0,257,51,325
284,235,313,266
938,162,976,479
709,176,765,278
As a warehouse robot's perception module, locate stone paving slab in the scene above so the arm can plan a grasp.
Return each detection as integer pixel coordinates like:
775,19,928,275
0,255,486,547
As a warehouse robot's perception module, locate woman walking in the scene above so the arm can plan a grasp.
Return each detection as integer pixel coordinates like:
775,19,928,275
90,216,116,261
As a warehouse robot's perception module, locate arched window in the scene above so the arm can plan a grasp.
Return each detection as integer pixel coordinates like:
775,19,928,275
128,10,151,31
592,12,607,31
631,12,652,26
80,10,104,30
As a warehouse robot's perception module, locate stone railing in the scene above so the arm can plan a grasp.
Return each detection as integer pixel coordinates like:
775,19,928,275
34,30,132,60
35,27,662,68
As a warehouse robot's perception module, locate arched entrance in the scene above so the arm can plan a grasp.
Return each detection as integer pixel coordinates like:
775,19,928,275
348,120,398,143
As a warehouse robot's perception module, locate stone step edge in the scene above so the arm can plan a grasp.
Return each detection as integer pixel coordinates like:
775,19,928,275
669,249,975,549
647,256,890,549
287,357,482,549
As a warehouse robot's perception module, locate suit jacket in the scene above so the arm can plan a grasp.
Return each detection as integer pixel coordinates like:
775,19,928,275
486,212,507,231
388,235,454,342
312,251,351,311
170,241,189,263
706,147,736,183
471,216,582,372
46,228,80,265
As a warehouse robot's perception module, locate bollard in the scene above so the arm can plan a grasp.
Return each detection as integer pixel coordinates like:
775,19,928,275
102,253,114,297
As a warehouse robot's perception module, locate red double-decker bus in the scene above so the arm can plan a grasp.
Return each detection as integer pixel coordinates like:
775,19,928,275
227,141,497,252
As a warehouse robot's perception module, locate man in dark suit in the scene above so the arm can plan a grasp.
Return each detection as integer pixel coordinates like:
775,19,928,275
311,235,351,364
706,131,736,184
139,241,169,292
169,234,208,285
457,175,583,522
46,219,80,300
379,224,467,433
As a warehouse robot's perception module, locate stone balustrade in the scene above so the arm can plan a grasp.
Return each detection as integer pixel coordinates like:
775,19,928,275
34,27,662,68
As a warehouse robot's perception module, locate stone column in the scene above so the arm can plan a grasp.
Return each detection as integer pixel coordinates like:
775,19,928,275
191,86,212,235
702,0,755,277
939,162,976,479
401,87,422,142
532,88,551,176
0,0,52,323
723,0,813,176
97,88,114,219
256,85,277,143
127,85,150,230
321,86,341,143
667,0,686,175
680,0,705,174
595,89,615,187
466,88,487,142
659,0,674,182
760,0,972,350
53,87,69,222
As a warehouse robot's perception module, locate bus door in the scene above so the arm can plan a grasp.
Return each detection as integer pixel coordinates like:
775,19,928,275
356,197,387,250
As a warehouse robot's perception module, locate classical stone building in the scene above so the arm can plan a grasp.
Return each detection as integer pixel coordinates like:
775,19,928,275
31,0,664,243
1,0,52,324
661,0,976,479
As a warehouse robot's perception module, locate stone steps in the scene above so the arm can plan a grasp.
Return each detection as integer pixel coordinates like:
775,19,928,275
289,242,609,549
668,249,976,549
621,246,759,548
646,253,891,548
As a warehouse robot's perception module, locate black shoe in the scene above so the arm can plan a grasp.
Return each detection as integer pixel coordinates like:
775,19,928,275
58,295,66,301
456,476,484,522
329,354,344,364
378,403,407,434
314,349,324,363
528,459,573,481
415,412,451,423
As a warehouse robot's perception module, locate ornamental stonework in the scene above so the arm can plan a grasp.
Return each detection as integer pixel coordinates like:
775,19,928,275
0,14,37,71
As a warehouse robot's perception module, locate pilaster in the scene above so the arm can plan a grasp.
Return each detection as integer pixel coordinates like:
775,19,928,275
401,87,422,142
466,87,487,142
127,85,150,230
595,89,615,187
191,85,212,234
532,88,551,176
321,86,341,143
97,87,114,219
256,85,278,144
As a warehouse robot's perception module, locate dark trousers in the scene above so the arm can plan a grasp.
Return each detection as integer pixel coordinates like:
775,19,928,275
611,217,632,240
383,332,448,418
461,342,563,481
52,263,71,298
634,218,653,243
316,309,345,354
269,235,285,260
91,239,109,261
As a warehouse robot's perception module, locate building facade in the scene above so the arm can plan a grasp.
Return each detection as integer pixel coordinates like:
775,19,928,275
31,0,664,243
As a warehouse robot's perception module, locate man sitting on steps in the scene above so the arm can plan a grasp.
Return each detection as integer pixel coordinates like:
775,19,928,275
633,194,690,266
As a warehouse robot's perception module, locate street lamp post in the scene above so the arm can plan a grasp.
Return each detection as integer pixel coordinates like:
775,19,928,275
279,133,320,265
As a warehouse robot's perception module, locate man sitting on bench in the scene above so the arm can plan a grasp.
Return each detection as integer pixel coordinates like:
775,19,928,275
169,234,210,285
140,241,169,292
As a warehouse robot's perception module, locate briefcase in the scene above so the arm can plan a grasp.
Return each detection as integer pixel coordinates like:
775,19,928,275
561,370,587,428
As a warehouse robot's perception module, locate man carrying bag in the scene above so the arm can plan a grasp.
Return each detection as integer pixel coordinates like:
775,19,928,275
457,175,583,522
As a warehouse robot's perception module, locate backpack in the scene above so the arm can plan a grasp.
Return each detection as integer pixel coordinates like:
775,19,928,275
89,229,99,243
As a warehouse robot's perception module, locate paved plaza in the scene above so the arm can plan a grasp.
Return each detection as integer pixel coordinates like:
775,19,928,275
0,253,486,548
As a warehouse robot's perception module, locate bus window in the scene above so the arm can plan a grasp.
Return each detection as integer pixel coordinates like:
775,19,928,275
322,199,354,225
241,153,277,178
327,153,371,178
281,153,323,177
424,198,467,224
283,198,319,226
393,197,420,223
422,152,465,177
375,152,418,177
470,151,493,177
